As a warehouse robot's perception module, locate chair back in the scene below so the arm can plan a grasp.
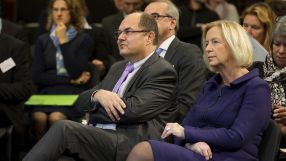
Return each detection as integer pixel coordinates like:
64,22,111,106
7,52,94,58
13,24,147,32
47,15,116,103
259,119,281,161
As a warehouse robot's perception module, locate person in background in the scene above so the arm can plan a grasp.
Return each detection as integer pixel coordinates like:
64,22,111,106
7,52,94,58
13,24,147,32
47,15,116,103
100,0,145,62
144,0,206,122
252,15,286,147
30,0,94,140
23,12,177,161
127,20,271,161
177,0,220,48
267,0,286,20
0,32,34,160
206,0,240,23
241,2,275,52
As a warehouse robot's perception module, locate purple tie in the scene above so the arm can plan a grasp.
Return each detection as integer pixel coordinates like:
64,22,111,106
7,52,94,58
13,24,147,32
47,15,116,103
112,62,134,93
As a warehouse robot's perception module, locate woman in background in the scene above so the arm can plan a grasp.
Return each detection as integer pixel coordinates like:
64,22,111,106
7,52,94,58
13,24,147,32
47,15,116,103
127,20,271,161
252,16,286,147
241,2,275,52
31,0,93,139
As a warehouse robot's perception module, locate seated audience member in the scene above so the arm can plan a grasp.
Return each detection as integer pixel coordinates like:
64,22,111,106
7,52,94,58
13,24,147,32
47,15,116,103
144,0,206,121
23,12,177,161
252,16,286,146
0,33,33,158
127,20,272,161
31,0,94,139
177,0,220,48
101,0,145,62
206,0,240,22
241,2,275,52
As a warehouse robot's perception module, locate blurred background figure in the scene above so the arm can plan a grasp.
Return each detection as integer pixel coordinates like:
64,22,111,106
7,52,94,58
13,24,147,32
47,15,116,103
206,0,240,22
30,0,94,140
100,0,145,63
177,0,220,48
241,2,275,52
267,0,286,20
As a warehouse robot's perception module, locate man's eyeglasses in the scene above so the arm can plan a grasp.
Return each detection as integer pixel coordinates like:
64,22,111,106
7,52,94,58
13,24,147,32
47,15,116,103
114,28,150,39
151,13,173,20
52,8,69,13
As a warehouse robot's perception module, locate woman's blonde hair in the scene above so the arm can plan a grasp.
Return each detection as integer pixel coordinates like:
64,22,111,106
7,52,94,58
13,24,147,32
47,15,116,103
202,20,253,72
241,2,275,52
46,0,86,31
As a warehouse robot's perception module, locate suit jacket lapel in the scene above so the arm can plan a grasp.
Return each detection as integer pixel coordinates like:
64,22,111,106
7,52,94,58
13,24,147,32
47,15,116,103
164,37,180,61
123,53,159,95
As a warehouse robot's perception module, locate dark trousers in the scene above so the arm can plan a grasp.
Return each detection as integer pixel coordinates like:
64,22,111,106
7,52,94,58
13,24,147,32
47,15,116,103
23,120,118,161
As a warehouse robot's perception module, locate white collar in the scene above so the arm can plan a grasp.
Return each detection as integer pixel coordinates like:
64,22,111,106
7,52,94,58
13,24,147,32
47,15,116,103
158,35,176,51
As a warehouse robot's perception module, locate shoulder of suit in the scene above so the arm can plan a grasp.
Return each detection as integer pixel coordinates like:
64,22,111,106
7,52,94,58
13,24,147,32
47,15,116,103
0,33,25,45
102,12,123,24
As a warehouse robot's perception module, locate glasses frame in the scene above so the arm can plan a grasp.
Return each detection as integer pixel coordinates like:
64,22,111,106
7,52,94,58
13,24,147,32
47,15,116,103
114,28,150,39
150,13,173,20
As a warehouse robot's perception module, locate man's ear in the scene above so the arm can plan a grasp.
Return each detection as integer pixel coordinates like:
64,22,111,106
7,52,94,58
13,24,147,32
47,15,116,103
146,31,155,45
169,19,176,31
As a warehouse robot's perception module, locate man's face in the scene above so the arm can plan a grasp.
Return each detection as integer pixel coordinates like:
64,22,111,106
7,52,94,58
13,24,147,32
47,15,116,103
122,0,143,14
116,13,149,61
144,2,175,40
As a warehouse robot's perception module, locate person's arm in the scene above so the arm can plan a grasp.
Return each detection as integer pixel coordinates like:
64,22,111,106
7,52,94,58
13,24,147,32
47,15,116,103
79,59,177,124
0,41,33,102
183,81,271,150
32,36,70,86
60,33,94,79
175,44,206,120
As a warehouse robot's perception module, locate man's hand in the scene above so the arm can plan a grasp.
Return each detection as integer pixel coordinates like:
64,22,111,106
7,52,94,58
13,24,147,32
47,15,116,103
186,142,212,160
55,22,68,44
161,123,185,139
70,72,90,85
93,90,126,121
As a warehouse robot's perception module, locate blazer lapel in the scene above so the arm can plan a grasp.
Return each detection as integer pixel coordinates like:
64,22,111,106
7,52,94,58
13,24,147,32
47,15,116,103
123,53,159,95
164,37,180,61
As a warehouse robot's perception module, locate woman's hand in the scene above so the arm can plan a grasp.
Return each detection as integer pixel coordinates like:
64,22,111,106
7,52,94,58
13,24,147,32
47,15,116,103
161,123,185,139
186,142,212,160
55,22,68,44
273,104,286,124
70,72,90,85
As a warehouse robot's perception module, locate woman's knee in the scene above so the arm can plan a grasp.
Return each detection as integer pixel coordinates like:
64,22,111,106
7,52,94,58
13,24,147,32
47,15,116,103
127,141,154,161
49,112,67,124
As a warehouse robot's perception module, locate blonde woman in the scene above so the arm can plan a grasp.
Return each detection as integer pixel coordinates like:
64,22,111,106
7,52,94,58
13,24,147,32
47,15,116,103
241,2,275,52
127,20,271,161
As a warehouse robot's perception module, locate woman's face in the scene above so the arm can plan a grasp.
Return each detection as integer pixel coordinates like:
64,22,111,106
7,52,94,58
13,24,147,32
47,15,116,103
205,26,233,70
243,14,266,45
52,0,71,25
272,35,286,68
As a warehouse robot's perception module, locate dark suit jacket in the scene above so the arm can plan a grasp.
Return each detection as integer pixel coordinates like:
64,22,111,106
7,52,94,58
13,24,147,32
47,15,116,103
74,53,177,161
0,33,33,132
165,37,206,121
1,19,29,43
100,12,124,62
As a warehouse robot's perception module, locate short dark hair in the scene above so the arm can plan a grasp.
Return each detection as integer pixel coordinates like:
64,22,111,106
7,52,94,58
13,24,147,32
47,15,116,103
138,12,159,45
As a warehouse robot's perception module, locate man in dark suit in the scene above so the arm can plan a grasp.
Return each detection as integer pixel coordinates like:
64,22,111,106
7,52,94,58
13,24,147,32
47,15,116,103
144,0,207,121
100,0,145,62
23,12,177,161
0,33,33,132
0,18,29,43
